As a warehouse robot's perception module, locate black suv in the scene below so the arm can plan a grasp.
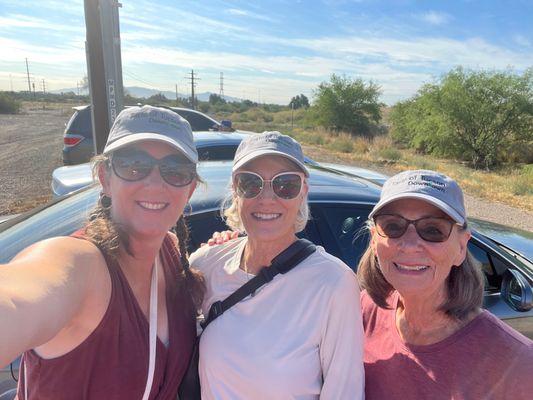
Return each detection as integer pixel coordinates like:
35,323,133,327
62,106,227,165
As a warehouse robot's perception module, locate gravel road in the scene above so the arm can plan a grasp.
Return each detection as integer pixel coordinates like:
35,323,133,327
0,106,67,214
1,107,532,232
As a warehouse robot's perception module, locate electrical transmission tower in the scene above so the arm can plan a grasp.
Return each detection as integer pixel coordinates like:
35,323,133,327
219,72,224,99
185,70,199,110
41,79,46,94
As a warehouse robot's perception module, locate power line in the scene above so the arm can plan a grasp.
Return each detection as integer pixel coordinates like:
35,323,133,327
185,70,199,110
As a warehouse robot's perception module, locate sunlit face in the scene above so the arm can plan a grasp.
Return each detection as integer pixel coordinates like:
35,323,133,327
234,155,308,245
99,141,197,241
370,198,470,299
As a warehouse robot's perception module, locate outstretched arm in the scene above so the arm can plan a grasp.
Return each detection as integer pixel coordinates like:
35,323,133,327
0,237,103,367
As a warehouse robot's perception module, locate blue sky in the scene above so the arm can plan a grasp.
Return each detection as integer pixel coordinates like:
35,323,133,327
0,0,532,104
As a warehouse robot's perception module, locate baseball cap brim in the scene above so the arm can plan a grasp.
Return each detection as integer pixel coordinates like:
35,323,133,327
103,132,198,163
368,193,466,225
233,149,309,176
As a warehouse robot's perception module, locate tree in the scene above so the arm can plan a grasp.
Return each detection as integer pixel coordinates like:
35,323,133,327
289,94,309,109
209,93,226,105
312,74,382,135
390,67,533,168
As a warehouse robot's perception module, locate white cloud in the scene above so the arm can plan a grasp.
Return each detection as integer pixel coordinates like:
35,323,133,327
418,11,452,26
0,14,82,33
226,8,275,22
513,34,531,47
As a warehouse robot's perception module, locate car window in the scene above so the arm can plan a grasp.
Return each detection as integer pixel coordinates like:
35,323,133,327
66,109,92,137
197,145,238,161
310,204,372,271
174,110,218,131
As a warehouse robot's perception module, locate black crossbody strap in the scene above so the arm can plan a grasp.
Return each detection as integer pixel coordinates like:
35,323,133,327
201,239,316,329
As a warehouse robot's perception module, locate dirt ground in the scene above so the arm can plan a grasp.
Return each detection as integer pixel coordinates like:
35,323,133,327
0,105,69,214
0,106,532,231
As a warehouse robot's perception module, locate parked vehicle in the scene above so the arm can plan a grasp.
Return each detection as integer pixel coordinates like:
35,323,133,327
62,105,238,165
54,137,388,197
2,161,532,394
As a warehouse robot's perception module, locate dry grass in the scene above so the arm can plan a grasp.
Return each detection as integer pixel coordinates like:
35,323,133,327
264,126,533,212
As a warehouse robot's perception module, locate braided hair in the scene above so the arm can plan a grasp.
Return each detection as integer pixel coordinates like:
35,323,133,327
174,215,205,309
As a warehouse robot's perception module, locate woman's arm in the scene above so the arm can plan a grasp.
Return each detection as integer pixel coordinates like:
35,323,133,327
319,270,365,399
0,236,104,367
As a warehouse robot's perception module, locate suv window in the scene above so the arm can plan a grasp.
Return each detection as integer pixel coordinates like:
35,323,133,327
310,204,372,270
174,110,218,131
197,145,239,161
65,108,92,138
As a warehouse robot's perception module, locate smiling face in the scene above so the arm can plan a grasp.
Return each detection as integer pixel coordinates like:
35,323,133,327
99,141,197,241
234,155,308,245
370,198,470,301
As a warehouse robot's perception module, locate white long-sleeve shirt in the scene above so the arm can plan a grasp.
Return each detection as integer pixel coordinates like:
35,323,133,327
189,237,365,400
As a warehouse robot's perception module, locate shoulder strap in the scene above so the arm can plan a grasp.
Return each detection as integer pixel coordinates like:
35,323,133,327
201,239,316,329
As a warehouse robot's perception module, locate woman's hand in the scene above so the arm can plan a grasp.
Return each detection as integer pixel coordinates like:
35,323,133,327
202,230,240,246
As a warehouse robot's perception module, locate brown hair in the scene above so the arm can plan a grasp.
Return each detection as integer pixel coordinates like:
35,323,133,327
84,153,205,308
357,225,484,320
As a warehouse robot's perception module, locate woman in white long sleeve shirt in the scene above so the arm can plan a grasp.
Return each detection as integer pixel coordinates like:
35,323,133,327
189,132,365,400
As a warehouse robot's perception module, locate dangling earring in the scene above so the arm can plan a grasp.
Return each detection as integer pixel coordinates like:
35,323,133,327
99,193,112,209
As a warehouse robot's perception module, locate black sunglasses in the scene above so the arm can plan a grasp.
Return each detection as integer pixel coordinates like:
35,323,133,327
110,149,196,187
373,214,463,243
233,171,305,200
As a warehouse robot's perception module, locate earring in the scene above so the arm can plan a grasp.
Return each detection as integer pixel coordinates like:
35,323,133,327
99,193,112,209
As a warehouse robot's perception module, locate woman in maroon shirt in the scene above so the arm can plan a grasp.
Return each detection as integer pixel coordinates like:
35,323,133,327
358,169,533,399
0,105,204,399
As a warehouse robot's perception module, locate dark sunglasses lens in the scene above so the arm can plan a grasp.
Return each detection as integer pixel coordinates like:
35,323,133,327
159,158,196,187
235,173,262,198
416,218,453,242
272,174,302,199
375,215,408,238
112,152,152,181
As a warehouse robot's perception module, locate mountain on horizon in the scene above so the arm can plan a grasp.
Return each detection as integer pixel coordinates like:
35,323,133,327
51,86,242,103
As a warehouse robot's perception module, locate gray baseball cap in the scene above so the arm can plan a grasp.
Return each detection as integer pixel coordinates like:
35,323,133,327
232,131,309,176
368,169,466,225
103,105,198,163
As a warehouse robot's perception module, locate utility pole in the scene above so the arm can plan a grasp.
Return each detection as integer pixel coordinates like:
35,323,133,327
175,83,178,101
185,69,199,110
41,79,46,94
84,0,124,155
32,82,36,97
219,72,224,99
25,58,31,93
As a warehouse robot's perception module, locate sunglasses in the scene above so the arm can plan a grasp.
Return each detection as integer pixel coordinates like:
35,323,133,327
233,171,305,200
110,149,196,187
373,214,463,243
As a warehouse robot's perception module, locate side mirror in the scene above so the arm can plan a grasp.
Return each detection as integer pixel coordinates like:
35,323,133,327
220,120,233,131
501,269,533,312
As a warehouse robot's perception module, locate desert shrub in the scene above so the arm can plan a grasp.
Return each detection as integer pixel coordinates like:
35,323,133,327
390,67,533,169
311,74,383,135
0,92,21,114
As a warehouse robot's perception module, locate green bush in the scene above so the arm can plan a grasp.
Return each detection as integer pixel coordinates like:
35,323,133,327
390,67,533,169
0,92,21,114
311,74,383,135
